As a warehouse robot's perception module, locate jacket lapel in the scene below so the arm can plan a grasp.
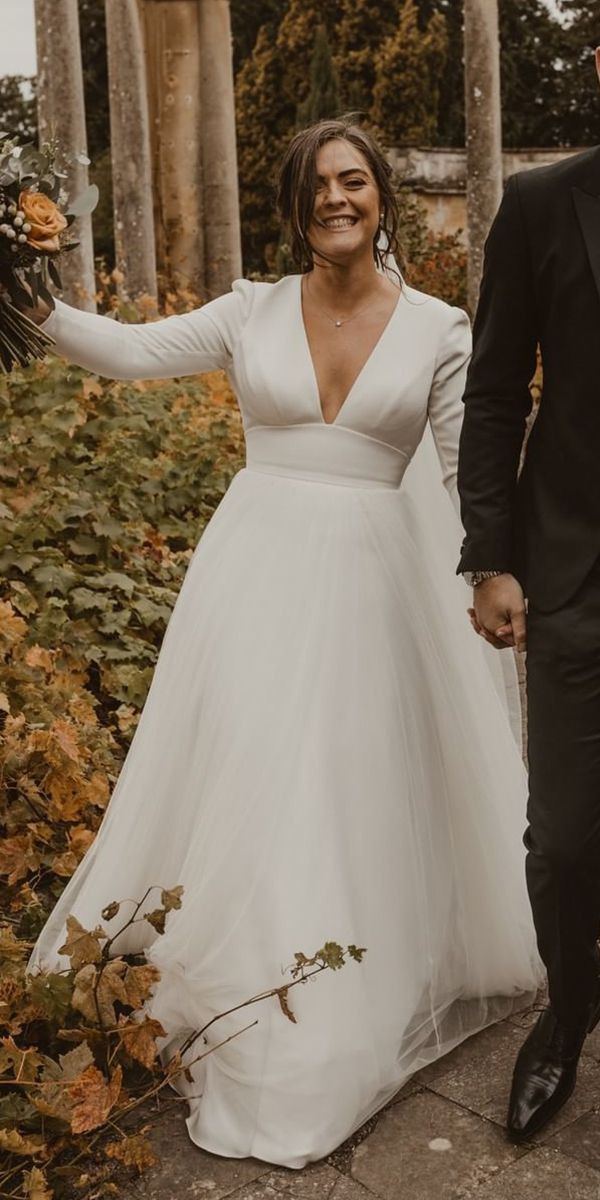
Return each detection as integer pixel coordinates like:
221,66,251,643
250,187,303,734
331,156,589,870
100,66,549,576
573,183,600,307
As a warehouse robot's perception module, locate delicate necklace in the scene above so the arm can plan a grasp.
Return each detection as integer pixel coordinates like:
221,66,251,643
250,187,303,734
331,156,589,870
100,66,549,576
303,277,378,328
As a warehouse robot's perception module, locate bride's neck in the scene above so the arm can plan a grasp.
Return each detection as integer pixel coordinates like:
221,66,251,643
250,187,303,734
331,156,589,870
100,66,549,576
305,257,386,312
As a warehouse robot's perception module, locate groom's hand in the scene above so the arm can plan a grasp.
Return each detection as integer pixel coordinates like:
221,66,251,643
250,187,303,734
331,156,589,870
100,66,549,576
471,573,527,652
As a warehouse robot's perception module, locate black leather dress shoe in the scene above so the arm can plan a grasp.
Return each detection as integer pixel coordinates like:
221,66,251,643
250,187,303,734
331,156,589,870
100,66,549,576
507,987,600,1142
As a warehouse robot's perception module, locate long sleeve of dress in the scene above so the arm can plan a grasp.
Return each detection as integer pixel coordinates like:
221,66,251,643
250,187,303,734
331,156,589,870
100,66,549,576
39,278,255,380
427,305,472,517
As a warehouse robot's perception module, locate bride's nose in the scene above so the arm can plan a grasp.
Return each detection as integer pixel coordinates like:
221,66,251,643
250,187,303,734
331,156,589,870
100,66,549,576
320,179,348,207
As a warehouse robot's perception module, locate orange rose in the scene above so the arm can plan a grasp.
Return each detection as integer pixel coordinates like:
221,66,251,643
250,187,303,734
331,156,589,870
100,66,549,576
19,190,68,254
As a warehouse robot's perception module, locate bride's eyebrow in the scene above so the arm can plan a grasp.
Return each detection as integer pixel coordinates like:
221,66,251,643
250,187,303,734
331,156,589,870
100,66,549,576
316,168,370,182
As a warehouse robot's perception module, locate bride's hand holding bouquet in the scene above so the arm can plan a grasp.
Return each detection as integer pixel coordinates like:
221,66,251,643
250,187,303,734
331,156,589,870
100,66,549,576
0,132,98,371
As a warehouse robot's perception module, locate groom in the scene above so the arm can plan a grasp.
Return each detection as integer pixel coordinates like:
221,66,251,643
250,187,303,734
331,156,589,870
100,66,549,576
457,47,600,1140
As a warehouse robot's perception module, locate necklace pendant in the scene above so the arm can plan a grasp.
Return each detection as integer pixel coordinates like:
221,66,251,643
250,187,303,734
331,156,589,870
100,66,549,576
335,319,342,327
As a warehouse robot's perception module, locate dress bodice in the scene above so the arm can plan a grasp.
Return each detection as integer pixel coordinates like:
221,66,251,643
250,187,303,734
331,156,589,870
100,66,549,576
42,273,471,500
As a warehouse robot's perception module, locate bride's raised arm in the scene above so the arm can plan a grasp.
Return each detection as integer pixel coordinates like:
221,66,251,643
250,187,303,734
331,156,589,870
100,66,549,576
27,278,255,380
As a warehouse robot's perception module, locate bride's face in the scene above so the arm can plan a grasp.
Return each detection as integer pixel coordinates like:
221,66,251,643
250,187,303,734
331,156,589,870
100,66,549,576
308,139,381,266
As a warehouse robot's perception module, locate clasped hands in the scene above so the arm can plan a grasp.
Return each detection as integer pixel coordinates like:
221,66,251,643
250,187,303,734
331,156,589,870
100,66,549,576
467,573,527,652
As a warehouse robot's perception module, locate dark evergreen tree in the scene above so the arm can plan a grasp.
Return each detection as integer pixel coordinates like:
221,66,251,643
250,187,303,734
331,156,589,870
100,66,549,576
78,0,109,162
371,0,447,145
296,25,342,126
230,0,290,71
235,24,289,271
0,77,37,142
334,0,401,111
554,1,600,145
499,0,566,147
77,0,113,262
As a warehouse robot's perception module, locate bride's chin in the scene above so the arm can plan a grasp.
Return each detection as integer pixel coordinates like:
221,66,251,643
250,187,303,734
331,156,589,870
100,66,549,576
312,241,371,268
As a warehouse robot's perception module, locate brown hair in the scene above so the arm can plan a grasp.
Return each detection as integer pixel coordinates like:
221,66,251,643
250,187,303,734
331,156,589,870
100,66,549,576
276,115,403,277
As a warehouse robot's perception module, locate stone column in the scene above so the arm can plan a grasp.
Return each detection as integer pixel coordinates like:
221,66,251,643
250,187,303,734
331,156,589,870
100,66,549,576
198,0,242,298
141,0,205,297
34,0,97,309
463,0,503,315
105,0,158,303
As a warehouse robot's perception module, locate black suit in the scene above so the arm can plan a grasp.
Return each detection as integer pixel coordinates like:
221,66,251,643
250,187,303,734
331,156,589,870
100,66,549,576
457,146,600,1027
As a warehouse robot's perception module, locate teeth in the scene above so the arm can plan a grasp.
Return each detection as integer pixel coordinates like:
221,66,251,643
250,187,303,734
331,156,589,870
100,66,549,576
324,218,356,229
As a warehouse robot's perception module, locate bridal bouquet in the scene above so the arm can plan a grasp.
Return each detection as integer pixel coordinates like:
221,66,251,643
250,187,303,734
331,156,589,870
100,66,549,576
0,133,98,373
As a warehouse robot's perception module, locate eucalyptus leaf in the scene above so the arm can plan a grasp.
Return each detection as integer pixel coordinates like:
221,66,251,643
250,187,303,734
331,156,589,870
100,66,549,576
67,183,99,218
48,259,62,290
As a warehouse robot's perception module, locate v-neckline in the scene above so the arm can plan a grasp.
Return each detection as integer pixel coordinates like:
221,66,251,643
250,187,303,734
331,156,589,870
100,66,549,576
297,274,402,427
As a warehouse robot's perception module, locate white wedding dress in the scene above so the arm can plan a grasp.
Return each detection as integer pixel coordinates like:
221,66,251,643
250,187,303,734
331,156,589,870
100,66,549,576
28,274,543,1168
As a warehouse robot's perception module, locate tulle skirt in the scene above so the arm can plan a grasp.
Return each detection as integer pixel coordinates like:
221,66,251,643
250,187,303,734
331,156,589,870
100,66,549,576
28,433,543,1168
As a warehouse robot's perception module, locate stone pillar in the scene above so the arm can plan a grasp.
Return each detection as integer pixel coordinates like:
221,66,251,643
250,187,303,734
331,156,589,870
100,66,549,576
34,0,97,310
105,0,158,303
141,0,205,297
198,0,242,298
463,0,503,314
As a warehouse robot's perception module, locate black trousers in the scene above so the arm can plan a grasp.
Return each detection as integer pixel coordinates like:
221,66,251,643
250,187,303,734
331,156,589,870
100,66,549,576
525,554,600,1028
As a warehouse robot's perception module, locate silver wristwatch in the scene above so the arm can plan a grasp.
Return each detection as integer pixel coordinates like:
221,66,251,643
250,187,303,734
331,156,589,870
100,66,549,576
463,570,503,588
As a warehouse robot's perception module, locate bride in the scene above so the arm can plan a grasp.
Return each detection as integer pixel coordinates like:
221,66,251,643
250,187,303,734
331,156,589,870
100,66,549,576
26,116,543,1168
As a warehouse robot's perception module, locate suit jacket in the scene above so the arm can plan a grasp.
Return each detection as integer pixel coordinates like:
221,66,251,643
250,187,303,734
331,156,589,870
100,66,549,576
457,145,600,611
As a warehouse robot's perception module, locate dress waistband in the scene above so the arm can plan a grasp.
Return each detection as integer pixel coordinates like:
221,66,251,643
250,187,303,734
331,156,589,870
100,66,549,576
244,425,408,489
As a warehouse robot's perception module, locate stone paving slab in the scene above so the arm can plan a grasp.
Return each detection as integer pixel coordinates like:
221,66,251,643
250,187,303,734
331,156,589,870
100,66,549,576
418,1016,600,1143
349,1090,525,1200
545,1108,600,1173
467,1145,600,1199
417,1020,525,1123
222,1164,342,1198
122,1102,268,1199
328,1177,378,1200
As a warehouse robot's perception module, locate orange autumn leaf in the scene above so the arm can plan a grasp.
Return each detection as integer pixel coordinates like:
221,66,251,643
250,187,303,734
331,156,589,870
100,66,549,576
0,1127,47,1156
45,771,86,821
122,963,161,1009
24,815,53,842
72,959,128,1025
67,696,98,726
0,599,27,644
50,719,81,764
24,645,55,673
0,834,39,885
57,915,106,970
105,1132,159,1173
68,1064,122,1134
0,1036,46,1082
67,823,96,858
50,851,80,879
81,770,110,809
117,1015,166,1068
276,986,297,1025
81,376,104,400
21,1166,53,1200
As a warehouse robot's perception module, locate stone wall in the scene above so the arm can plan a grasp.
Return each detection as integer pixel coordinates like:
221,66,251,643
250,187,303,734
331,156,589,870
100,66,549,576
389,146,587,242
